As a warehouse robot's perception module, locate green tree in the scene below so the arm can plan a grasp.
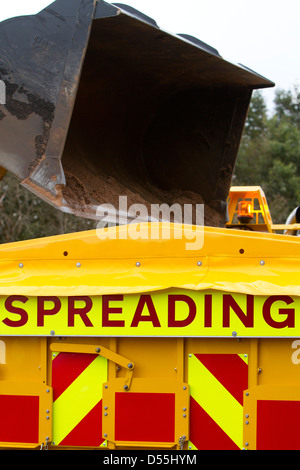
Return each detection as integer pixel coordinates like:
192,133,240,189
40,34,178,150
234,86,300,224
234,91,270,187
273,85,300,127
0,172,96,244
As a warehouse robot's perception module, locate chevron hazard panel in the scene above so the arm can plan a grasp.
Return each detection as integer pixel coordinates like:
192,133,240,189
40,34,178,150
52,352,107,447
188,353,248,450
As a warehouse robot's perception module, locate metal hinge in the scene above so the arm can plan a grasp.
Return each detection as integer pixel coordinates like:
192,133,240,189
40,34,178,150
178,435,186,450
40,437,50,450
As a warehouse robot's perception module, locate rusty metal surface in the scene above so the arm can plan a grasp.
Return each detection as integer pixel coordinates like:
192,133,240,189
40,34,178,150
0,0,275,225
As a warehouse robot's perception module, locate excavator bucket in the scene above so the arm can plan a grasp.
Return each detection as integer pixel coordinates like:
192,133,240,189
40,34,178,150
0,0,274,226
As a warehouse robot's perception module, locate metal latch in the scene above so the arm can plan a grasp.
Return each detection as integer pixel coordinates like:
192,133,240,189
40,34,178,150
50,342,135,391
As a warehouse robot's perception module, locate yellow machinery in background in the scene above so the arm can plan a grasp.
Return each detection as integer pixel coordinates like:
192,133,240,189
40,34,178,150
0,0,300,452
227,186,300,234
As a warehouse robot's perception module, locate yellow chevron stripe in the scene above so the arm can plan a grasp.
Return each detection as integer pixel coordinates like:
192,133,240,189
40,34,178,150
188,441,197,450
239,353,248,365
189,354,243,449
53,355,107,444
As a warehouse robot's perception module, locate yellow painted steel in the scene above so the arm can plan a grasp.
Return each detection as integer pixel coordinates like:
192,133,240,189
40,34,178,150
227,186,300,235
0,380,53,448
102,378,190,448
0,336,300,449
0,224,298,298
1,290,300,337
50,342,134,390
243,384,300,449
227,186,273,232
0,337,52,448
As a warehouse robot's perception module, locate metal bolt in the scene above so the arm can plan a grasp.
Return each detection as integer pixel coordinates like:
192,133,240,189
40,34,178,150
183,407,186,411
104,384,108,389
244,354,247,358
19,263,23,268
245,414,249,418
189,354,192,358
46,389,50,393
123,384,129,390
136,261,141,267
245,420,249,425
95,347,101,353
197,261,202,266
50,330,55,336
46,409,50,413
258,368,262,373
183,414,186,418
260,260,265,266
245,442,249,447
127,362,134,369
104,406,108,410
46,416,49,420
183,386,187,390
104,412,108,416
245,392,249,396
76,262,81,267
104,433,108,438
232,331,237,337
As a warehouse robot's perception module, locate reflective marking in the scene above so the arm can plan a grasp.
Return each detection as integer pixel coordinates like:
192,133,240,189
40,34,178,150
53,355,107,444
189,354,243,449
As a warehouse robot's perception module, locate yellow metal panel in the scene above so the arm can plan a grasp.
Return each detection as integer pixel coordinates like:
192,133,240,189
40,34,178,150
0,381,52,448
102,378,189,449
227,186,273,232
1,290,300,337
0,334,299,449
0,224,298,297
0,337,46,381
243,385,300,450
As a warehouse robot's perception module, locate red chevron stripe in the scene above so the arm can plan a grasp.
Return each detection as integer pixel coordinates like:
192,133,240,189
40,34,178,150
59,400,104,447
190,396,239,450
52,352,98,401
194,354,247,405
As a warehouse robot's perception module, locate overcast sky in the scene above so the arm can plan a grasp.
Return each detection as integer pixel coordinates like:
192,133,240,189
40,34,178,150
1,0,299,111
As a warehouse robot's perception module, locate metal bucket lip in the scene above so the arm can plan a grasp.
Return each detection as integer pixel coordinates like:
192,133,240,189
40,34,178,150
0,0,274,221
